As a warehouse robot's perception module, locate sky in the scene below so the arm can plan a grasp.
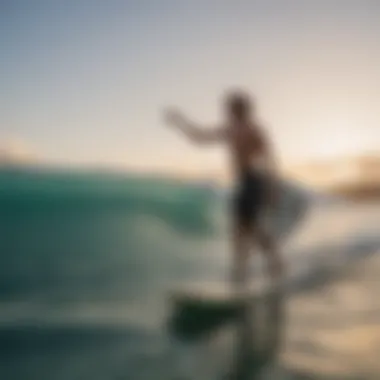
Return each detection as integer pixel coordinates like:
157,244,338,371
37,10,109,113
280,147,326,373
0,0,379,176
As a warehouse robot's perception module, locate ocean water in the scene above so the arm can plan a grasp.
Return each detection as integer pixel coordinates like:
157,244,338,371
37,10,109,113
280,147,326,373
0,168,379,380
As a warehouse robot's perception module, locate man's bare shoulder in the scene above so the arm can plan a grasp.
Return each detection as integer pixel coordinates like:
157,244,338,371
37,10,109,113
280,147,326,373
250,120,265,132
250,121,269,139
216,123,234,139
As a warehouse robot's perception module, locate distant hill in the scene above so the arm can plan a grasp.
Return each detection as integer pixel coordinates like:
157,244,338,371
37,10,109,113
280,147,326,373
285,153,380,200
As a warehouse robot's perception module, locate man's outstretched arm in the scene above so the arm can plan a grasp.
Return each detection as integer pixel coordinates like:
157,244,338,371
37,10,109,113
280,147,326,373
163,109,226,144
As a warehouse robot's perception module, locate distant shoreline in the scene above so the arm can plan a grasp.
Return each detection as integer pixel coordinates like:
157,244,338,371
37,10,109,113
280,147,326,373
285,153,380,201
327,183,380,201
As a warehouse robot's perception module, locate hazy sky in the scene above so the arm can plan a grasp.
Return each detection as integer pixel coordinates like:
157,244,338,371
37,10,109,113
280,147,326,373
1,0,379,174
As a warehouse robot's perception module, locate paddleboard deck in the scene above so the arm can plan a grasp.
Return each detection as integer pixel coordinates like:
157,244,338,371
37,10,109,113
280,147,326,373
167,282,282,341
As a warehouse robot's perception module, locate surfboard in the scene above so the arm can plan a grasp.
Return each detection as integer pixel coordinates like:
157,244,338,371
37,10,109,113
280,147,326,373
262,179,310,241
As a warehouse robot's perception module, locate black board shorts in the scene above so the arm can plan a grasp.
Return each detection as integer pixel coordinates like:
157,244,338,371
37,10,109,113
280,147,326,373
232,170,267,227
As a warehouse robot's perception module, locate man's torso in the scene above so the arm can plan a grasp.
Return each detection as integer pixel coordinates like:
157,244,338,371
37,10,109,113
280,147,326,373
224,122,265,177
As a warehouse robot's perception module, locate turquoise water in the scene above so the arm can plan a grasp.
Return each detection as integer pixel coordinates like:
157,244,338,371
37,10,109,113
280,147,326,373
0,167,230,380
0,168,222,301
0,167,379,379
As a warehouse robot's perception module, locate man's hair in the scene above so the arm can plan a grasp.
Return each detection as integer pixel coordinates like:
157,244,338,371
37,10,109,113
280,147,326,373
224,90,253,119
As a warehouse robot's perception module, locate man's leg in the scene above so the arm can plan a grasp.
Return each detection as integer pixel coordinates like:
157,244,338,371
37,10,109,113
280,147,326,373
231,222,254,291
255,227,284,281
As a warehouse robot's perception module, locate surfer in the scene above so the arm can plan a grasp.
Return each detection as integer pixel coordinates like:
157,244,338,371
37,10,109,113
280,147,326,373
163,90,283,288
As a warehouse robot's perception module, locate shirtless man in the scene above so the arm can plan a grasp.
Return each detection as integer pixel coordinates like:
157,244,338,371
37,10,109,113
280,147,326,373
164,90,284,288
